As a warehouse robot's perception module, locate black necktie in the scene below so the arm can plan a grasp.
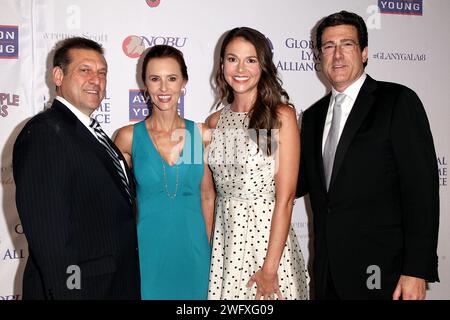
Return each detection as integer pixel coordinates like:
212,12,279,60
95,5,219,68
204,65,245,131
89,118,132,203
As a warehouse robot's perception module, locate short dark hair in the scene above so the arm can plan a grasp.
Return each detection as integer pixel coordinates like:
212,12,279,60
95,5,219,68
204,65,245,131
53,37,104,73
316,10,368,63
141,45,188,84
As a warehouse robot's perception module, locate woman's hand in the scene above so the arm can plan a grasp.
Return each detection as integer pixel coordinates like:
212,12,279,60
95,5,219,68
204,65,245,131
246,268,284,300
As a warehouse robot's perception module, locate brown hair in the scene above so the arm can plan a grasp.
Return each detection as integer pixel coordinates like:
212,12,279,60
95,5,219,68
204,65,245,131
215,27,293,155
141,44,188,84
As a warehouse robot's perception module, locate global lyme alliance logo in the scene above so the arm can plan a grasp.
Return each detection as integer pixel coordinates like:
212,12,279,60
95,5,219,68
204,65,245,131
0,25,19,59
2,223,26,267
378,0,423,16
1,223,25,300
129,89,184,122
122,35,187,58
277,37,321,72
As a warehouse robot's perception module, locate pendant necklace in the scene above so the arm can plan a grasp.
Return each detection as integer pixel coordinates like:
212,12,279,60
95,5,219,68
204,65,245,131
150,117,181,199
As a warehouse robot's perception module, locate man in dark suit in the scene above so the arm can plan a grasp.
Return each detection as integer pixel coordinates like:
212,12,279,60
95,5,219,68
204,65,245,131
297,11,439,299
13,37,140,299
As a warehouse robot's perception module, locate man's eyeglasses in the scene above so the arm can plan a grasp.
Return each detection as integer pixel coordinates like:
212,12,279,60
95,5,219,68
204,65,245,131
321,40,359,55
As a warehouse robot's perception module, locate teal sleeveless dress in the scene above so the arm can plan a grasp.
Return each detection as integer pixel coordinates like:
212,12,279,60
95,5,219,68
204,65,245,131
132,119,211,300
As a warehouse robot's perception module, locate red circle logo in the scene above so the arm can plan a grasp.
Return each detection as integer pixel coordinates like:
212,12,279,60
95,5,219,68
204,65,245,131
122,35,146,58
146,0,160,8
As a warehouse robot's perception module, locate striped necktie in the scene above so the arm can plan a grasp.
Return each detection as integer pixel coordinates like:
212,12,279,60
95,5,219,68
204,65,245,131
323,93,346,190
89,118,132,203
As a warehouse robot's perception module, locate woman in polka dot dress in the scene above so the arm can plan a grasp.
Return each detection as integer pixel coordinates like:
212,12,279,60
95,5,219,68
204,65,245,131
206,27,309,300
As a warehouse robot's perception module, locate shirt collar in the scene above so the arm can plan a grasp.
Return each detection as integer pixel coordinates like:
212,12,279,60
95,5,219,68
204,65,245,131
331,72,367,102
55,96,91,128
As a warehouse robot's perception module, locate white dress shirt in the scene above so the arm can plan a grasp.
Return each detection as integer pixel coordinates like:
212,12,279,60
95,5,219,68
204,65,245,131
322,73,367,153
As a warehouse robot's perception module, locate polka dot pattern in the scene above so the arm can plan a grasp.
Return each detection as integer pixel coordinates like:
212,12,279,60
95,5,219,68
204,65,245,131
207,105,309,300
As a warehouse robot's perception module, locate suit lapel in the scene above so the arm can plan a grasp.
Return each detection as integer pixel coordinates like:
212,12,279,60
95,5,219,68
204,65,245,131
328,75,378,191
101,130,136,198
315,94,331,192
77,121,135,205
52,100,133,205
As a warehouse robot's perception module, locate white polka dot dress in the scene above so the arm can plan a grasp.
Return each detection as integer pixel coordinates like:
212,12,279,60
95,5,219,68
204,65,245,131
207,105,309,300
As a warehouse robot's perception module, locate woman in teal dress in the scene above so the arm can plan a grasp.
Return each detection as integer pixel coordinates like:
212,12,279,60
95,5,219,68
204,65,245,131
115,45,214,299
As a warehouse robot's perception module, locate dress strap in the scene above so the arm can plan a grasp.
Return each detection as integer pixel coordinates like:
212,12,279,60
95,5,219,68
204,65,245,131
131,120,148,158
214,104,230,129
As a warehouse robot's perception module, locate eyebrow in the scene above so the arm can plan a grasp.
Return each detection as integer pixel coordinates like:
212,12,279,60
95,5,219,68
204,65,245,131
148,73,179,77
225,53,258,59
322,38,356,44
79,63,107,71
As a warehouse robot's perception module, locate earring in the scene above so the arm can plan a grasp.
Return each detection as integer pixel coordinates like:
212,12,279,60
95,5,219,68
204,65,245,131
143,89,150,102
181,87,187,97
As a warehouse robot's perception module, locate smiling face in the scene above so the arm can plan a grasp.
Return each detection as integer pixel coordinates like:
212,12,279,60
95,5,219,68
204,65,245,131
321,24,368,92
222,37,262,100
145,57,187,112
53,48,107,116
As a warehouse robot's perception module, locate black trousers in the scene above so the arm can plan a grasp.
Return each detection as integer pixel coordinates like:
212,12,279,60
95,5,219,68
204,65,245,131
323,266,340,300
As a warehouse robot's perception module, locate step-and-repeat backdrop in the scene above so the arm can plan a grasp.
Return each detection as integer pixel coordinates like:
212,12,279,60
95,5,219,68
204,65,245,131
1,0,449,299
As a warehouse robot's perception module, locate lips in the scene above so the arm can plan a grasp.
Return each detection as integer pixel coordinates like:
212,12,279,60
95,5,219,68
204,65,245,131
232,76,250,81
332,64,346,69
84,86,101,96
157,94,172,103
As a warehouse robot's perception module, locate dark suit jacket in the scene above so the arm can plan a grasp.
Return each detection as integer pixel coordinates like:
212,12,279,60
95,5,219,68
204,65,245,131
13,99,140,299
297,75,439,299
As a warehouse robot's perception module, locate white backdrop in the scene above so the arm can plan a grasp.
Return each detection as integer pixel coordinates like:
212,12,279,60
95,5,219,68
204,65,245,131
1,0,448,300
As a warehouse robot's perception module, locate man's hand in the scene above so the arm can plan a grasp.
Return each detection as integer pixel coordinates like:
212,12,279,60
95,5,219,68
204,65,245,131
392,275,426,300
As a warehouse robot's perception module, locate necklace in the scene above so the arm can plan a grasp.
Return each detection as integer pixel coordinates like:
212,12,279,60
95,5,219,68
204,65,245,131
149,117,182,199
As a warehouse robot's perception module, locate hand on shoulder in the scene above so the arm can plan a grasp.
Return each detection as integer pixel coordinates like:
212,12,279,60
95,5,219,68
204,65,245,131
205,109,223,129
197,122,213,147
114,124,134,145
114,124,134,167
276,104,299,130
277,103,296,115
